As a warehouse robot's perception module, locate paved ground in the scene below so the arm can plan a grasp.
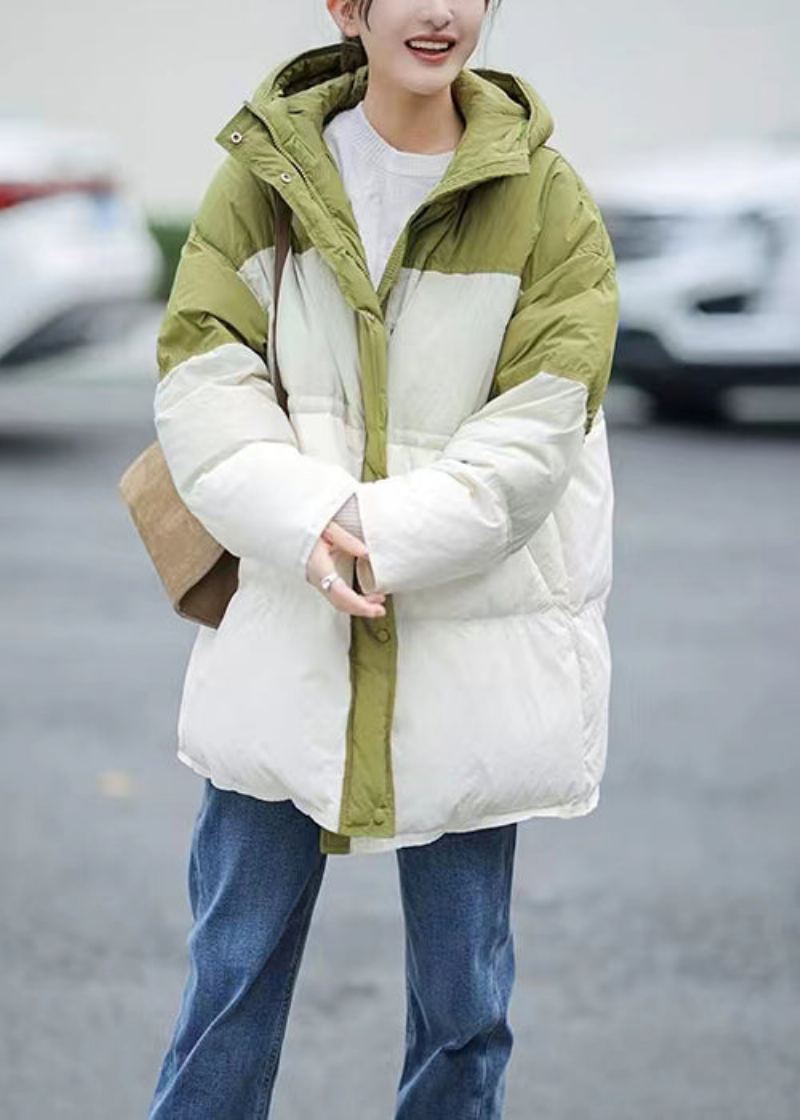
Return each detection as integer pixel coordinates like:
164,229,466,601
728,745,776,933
1,331,798,1119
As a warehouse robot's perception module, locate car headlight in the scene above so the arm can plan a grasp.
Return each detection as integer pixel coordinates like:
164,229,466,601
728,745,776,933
732,208,786,268
600,208,694,261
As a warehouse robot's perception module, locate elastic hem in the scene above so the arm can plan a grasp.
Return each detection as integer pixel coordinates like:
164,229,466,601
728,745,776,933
175,748,600,857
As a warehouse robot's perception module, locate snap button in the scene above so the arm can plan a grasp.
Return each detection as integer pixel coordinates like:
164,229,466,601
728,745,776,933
375,627,391,643
230,131,243,144
372,808,386,825
280,171,293,183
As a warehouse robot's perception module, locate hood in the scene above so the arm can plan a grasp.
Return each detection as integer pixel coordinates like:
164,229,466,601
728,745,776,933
222,39,554,178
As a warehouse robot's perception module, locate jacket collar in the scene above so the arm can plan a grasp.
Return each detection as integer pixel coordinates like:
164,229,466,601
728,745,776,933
214,40,554,309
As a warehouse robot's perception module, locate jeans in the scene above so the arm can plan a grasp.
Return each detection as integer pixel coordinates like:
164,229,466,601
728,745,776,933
147,779,518,1119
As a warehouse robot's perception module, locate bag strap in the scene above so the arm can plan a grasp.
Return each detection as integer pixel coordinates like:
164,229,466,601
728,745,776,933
270,191,292,416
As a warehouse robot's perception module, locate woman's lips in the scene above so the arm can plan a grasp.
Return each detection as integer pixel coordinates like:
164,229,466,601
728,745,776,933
405,42,456,65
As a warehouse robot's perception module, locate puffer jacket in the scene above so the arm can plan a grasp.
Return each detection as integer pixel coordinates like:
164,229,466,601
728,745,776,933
153,40,620,856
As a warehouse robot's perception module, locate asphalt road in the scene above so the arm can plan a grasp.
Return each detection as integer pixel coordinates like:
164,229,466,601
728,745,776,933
1,339,798,1120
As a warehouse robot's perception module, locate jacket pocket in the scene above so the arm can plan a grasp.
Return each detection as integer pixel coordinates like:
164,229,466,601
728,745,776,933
522,510,571,606
562,600,611,786
521,540,558,610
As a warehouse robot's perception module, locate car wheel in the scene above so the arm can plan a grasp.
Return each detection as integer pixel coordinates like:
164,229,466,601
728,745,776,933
647,385,729,426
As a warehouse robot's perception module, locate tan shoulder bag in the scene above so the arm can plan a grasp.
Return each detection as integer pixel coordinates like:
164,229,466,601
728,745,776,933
118,192,292,629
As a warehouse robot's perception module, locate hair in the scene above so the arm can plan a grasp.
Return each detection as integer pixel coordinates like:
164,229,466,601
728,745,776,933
340,0,503,49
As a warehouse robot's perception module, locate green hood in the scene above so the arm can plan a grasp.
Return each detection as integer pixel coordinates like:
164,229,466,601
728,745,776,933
244,38,555,161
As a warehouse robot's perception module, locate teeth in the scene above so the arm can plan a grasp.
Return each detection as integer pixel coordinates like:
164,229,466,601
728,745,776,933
408,40,451,51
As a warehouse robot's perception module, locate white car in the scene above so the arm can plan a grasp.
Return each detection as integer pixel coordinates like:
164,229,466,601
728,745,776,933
593,140,800,421
0,115,161,368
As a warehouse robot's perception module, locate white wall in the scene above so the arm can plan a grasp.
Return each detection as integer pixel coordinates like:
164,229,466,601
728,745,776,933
4,0,798,216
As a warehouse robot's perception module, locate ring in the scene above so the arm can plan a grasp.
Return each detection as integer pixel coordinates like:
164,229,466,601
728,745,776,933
319,571,342,593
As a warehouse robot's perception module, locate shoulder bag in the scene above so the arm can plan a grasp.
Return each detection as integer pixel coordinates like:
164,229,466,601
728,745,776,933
117,191,292,628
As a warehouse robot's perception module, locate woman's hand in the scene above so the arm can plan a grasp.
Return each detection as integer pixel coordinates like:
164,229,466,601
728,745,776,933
305,521,387,617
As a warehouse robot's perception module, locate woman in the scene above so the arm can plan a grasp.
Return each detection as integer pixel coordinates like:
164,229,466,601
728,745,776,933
147,0,619,1116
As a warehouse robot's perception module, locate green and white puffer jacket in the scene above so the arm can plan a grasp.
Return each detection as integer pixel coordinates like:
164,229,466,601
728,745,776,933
153,40,620,856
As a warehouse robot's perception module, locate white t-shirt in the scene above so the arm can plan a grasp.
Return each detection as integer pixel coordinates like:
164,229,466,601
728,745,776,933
323,100,456,541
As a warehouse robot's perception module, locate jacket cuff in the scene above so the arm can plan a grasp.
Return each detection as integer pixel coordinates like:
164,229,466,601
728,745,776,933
352,470,507,595
181,441,359,585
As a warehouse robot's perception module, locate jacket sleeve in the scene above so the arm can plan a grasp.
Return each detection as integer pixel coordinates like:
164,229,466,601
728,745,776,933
354,154,619,596
153,156,359,585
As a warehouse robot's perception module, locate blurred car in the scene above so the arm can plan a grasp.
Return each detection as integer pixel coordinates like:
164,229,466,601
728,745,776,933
0,115,161,369
594,140,800,420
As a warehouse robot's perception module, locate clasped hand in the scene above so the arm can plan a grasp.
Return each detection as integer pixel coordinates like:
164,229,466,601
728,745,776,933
305,521,387,618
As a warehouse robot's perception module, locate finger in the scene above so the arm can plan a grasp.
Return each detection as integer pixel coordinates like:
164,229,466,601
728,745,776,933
306,538,334,582
323,521,369,558
327,581,386,617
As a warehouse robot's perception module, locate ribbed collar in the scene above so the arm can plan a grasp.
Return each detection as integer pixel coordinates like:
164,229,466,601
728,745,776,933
336,101,456,178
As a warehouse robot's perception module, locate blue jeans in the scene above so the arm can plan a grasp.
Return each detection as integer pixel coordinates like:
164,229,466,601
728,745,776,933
147,779,518,1119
